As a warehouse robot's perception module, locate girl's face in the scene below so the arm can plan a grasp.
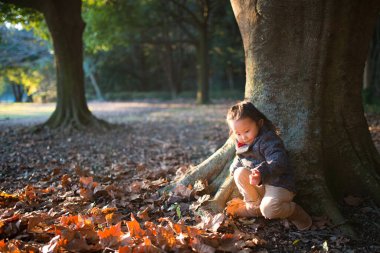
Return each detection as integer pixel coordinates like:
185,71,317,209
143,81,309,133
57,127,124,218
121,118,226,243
228,117,263,145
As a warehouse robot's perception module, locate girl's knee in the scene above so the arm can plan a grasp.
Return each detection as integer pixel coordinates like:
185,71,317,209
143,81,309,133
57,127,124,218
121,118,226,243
260,198,283,219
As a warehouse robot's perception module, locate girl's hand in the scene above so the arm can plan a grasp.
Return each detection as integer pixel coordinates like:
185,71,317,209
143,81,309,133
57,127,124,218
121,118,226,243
249,169,261,185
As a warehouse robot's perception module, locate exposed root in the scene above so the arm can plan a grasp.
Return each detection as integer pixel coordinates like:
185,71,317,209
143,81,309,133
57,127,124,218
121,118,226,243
177,138,235,186
320,188,357,238
202,176,236,213
161,138,235,193
31,108,112,133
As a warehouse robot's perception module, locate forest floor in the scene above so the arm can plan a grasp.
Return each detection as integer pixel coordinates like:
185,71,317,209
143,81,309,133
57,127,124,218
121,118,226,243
0,101,380,253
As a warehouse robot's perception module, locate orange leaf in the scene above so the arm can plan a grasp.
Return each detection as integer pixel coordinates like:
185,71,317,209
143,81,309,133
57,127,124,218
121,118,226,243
105,213,114,224
61,174,71,188
225,198,245,216
98,222,123,239
98,223,124,248
60,215,93,230
118,245,132,253
102,206,118,214
125,214,145,238
0,239,6,248
0,191,19,201
80,177,94,186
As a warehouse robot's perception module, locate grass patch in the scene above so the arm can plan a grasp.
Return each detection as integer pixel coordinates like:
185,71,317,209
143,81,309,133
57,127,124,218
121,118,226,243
0,103,54,120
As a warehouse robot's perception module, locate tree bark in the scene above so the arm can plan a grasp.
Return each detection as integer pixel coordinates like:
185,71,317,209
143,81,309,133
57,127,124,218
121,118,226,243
11,83,23,102
168,0,380,236
41,0,108,129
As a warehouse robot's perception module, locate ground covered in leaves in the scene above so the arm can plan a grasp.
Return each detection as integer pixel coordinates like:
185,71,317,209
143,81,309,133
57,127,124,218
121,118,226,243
1,101,380,253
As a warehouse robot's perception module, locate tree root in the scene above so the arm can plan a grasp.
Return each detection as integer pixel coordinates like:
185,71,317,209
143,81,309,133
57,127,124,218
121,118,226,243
320,187,357,238
31,108,112,133
161,138,235,193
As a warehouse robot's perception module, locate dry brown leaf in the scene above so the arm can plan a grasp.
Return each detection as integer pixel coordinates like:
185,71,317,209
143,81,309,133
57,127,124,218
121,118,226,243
129,181,144,193
173,184,193,199
195,213,225,232
190,236,216,253
190,195,211,211
344,195,363,206
61,174,71,188
193,180,208,193
137,207,151,221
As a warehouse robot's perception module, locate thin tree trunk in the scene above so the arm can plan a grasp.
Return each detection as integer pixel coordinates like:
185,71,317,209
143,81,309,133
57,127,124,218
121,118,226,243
363,15,380,104
11,84,23,102
84,60,104,101
196,26,210,104
226,63,235,90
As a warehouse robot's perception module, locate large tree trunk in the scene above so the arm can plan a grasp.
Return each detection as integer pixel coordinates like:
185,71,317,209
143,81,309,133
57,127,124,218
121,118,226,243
168,0,380,236
1,0,108,130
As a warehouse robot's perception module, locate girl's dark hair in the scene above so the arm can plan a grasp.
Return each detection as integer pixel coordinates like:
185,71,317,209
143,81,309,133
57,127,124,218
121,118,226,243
226,100,277,132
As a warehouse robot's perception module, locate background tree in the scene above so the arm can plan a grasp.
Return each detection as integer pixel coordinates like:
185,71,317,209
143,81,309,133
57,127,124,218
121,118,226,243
0,26,52,102
83,0,244,102
0,0,107,129
169,0,380,236
363,14,380,105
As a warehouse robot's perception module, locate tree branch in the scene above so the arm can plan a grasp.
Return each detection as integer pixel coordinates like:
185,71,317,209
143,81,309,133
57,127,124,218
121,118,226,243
0,0,43,11
167,0,202,27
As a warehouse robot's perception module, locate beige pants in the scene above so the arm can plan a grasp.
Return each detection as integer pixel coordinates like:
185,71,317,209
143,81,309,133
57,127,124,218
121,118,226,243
234,167,296,219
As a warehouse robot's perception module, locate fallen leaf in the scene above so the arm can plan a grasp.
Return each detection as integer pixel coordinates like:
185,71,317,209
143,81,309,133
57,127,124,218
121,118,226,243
190,236,215,253
173,184,192,199
98,222,124,248
137,207,151,221
61,174,71,188
125,214,145,238
225,198,245,216
344,195,363,206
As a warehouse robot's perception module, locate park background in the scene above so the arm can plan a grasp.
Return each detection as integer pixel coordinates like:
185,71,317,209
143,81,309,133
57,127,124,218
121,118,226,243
1,1,380,252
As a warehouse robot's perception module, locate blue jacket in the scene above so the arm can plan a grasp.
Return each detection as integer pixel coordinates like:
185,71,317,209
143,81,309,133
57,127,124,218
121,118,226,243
230,125,296,192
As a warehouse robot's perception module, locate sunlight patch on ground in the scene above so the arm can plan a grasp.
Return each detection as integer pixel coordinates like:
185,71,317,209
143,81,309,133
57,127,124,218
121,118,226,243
0,103,55,119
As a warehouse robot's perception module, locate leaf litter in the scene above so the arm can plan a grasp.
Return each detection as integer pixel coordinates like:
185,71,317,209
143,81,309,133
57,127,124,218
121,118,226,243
1,101,380,252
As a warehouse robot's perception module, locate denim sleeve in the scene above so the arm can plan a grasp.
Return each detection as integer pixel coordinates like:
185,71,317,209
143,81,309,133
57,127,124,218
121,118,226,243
256,134,289,184
229,156,243,176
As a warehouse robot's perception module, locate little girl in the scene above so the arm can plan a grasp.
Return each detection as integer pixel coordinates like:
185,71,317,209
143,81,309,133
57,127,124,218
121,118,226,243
226,100,312,231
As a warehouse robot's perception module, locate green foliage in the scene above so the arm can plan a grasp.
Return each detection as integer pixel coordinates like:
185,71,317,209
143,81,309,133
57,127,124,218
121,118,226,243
0,2,49,40
362,89,380,113
81,0,244,98
1,0,245,102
